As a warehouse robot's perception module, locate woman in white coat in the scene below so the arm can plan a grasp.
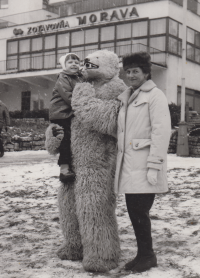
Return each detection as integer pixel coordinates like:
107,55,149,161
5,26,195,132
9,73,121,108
115,52,171,273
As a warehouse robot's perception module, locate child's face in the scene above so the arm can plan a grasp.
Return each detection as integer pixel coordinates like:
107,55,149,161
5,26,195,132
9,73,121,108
65,58,80,74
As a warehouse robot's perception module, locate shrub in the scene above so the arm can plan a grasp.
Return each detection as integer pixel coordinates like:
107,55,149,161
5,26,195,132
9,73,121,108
168,103,181,128
9,109,49,121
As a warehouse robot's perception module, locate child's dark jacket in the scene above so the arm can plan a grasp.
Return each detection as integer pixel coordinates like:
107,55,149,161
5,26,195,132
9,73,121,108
49,70,83,120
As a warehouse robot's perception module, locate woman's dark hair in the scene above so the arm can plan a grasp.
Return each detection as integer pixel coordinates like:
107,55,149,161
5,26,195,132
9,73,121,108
122,51,152,80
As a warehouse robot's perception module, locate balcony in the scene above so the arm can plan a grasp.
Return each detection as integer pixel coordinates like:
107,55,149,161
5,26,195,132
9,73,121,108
42,2,60,15
57,0,200,17
58,0,183,16
0,43,166,75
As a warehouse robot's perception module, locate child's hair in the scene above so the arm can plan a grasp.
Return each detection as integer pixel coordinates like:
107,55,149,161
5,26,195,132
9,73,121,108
65,53,80,62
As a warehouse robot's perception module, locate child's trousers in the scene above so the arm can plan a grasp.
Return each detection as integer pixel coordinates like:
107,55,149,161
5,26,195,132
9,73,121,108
50,118,72,167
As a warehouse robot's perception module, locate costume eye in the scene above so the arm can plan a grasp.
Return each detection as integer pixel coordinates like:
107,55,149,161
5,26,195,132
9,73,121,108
85,63,90,68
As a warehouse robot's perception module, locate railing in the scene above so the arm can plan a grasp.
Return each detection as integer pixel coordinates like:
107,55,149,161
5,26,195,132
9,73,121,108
0,43,167,75
171,0,183,6
59,0,183,16
42,3,59,15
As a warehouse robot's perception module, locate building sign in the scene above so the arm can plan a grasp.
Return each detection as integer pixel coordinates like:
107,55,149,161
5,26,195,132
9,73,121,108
13,6,139,36
77,7,139,25
27,20,69,35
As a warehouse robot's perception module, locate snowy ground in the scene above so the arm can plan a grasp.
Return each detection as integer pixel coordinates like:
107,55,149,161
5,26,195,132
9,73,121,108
0,151,200,278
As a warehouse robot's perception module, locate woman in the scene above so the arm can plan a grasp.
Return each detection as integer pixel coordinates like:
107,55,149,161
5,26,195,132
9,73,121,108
115,52,171,273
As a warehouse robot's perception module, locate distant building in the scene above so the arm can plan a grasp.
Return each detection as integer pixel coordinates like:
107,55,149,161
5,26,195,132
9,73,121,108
0,0,200,113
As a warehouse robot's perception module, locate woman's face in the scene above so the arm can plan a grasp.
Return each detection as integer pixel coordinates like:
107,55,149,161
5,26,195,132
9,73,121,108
125,67,148,89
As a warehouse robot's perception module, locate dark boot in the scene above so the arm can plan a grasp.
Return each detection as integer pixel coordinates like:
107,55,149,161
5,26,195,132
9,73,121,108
130,238,157,273
131,253,157,273
124,254,140,270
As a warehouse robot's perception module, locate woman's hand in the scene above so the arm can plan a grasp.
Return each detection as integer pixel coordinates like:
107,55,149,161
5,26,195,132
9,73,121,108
147,168,158,185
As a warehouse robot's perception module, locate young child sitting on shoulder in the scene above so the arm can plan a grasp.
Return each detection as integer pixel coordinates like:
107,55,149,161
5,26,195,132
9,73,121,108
49,53,83,182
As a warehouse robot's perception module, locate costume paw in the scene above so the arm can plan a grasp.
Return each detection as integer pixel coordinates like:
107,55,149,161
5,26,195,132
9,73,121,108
57,243,83,261
45,123,64,155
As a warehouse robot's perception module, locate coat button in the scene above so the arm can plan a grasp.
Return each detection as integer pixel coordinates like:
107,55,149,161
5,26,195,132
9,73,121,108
135,143,139,147
160,159,163,162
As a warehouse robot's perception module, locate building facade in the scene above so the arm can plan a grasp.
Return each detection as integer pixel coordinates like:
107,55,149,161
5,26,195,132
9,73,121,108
0,0,200,113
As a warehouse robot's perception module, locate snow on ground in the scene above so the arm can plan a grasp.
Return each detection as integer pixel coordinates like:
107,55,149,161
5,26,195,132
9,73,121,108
0,151,200,278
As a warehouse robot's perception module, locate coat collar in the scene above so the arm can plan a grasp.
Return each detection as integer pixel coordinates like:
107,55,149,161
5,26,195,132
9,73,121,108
118,80,157,105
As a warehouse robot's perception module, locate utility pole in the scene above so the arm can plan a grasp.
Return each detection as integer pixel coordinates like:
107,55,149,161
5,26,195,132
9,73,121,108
177,0,189,156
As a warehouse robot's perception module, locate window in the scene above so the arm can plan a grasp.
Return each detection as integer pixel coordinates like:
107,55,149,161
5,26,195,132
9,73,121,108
19,39,30,53
178,40,182,56
195,48,200,63
32,53,43,69
58,33,70,48
0,0,8,9
132,43,148,53
149,19,167,53
116,41,131,56
19,54,31,71
150,37,166,51
7,41,18,54
177,87,200,113
57,49,67,65
150,19,166,35
101,26,115,41
44,35,56,49
169,37,178,54
70,46,84,60
187,44,195,60
132,21,148,37
44,51,55,68
195,32,200,47
187,27,200,64
194,92,200,112
100,42,114,52
117,23,131,39
21,91,31,111
132,38,148,45
32,37,43,51
85,44,98,57
7,18,171,72
187,28,195,44
7,55,17,70
168,19,182,56
85,28,98,43
169,19,178,37
71,31,84,46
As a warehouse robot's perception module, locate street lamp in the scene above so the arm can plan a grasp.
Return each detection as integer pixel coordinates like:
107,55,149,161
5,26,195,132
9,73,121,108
176,0,189,156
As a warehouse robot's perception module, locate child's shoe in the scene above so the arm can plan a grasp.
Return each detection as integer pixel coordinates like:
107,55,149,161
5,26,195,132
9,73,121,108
59,164,75,182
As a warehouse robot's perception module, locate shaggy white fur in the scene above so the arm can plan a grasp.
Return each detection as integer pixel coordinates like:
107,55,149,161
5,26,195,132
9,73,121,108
45,123,64,155
46,50,127,272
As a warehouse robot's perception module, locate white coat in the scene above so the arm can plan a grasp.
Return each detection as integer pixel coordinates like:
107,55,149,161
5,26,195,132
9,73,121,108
114,80,171,194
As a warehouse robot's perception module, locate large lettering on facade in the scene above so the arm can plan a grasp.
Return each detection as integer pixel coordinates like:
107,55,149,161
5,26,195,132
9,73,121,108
26,20,69,35
77,7,139,25
13,6,139,37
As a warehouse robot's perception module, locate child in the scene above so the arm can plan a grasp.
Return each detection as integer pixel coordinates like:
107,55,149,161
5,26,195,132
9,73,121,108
49,53,83,182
